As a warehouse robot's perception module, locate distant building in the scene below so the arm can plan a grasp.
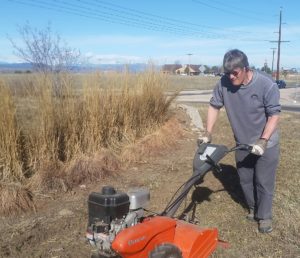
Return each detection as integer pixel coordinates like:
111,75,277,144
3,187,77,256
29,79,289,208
175,64,201,76
161,64,182,74
283,68,297,74
161,64,203,75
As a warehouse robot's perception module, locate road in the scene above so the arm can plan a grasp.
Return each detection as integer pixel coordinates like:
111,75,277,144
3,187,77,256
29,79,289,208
175,87,300,113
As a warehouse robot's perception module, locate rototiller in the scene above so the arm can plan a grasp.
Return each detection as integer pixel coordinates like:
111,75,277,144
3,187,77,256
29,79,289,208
86,142,252,258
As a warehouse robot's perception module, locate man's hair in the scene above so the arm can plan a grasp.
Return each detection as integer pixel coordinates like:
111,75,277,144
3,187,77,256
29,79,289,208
223,49,249,73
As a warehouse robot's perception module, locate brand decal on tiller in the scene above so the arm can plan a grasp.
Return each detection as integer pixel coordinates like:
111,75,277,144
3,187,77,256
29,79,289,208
128,236,146,246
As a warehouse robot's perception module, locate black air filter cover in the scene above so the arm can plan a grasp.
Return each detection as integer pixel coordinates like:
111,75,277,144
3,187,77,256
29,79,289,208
88,186,130,225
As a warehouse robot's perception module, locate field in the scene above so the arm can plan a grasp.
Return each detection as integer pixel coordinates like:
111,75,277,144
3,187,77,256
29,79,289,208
0,73,299,258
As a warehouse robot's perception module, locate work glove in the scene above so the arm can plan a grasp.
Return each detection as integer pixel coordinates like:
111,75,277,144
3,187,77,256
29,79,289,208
198,131,212,144
251,138,268,156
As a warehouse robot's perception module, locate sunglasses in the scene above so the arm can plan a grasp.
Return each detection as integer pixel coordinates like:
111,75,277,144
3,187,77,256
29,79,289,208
225,70,241,77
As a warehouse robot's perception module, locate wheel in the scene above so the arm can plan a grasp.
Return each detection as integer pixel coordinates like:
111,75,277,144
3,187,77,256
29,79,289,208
148,243,182,258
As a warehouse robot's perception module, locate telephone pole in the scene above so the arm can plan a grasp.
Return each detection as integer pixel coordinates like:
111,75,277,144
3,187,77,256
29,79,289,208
186,53,192,76
270,8,290,81
270,48,276,75
264,59,268,72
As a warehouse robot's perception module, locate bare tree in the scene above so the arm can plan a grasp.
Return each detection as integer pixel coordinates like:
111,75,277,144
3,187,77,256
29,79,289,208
9,23,81,73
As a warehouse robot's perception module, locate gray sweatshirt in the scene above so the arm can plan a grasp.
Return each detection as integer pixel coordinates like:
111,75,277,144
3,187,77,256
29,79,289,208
210,70,281,148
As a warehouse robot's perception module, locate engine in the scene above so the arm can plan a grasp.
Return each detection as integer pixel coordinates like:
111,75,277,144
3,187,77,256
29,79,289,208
86,186,150,257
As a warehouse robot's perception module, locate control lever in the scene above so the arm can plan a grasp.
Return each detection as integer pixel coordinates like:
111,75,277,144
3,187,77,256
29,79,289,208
229,144,253,152
205,154,222,173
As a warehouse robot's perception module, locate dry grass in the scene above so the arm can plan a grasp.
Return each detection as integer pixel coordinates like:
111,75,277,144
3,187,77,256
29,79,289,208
29,148,121,192
121,116,185,164
64,148,121,188
0,71,177,214
167,74,219,91
0,80,24,182
0,182,36,216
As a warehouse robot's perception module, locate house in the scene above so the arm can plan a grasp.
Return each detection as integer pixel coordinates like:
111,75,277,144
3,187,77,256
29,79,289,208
175,64,201,76
161,64,206,75
175,65,186,75
161,64,182,74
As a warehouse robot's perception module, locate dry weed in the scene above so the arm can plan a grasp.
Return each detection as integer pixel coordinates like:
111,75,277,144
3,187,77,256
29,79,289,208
28,161,67,192
0,182,35,215
121,117,184,164
0,80,24,182
64,149,121,188
1,71,177,213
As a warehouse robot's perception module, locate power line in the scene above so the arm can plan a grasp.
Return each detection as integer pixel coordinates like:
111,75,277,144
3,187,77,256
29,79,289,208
91,0,249,34
9,0,204,38
192,0,273,23
8,0,229,39
208,0,267,16
74,0,227,38
7,0,270,42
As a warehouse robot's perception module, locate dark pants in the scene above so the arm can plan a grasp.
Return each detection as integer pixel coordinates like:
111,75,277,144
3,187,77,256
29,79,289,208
235,144,279,220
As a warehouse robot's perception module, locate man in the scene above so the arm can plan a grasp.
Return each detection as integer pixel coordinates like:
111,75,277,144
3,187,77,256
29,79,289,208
199,49,281,233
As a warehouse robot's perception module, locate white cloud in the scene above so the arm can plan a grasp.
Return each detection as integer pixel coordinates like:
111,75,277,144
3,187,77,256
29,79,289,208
84,53,145,64
0,53,22,63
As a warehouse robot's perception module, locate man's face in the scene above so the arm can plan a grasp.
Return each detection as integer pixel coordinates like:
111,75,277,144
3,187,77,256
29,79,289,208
225,67,246,86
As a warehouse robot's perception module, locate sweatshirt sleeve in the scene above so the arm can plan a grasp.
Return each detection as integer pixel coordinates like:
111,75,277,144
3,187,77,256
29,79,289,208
209,81,224,109
264,83,281,116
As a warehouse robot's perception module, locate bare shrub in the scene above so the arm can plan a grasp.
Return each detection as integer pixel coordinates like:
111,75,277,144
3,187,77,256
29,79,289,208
9,23,80,74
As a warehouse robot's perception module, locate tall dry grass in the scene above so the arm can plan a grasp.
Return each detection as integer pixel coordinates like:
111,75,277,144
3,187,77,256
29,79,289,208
0,79,35,215
0,80,23,182
0,71,176,214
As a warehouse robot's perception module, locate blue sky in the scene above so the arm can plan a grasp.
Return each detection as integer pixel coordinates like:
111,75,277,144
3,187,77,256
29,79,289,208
1,0,300,69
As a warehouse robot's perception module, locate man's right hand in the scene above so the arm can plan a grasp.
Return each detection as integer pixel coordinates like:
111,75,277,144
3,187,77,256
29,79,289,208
198,131,212,144
251,138,268,156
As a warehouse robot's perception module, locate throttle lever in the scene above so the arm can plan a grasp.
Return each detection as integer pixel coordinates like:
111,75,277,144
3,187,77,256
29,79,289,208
205,154,222,173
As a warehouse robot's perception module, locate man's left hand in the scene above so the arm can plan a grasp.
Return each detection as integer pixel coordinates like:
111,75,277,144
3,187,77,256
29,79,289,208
251,138,268,156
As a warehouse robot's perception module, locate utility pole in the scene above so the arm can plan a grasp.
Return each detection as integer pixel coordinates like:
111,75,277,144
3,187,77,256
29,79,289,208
186,53,192,76
264,59,268,72
276,9,282,80
270,8,289,81
270,48,276,76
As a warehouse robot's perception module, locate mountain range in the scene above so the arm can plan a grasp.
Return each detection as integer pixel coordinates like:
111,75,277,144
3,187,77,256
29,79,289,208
0,62,156,73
